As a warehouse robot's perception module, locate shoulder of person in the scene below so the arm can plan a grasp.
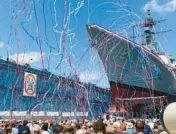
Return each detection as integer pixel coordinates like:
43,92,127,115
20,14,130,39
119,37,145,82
160,131,168,134
41,131,50,134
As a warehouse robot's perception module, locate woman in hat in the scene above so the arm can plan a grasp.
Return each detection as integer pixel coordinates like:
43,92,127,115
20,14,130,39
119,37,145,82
126,122,135,134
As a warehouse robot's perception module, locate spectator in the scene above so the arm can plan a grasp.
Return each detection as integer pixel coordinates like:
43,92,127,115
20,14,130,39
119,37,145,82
141,119,151,134
33,121,41,134
0,121,4,134
48,121,53,134
52,123,63,134
135,120,145,134
120,119,126,132
4,122,12,134
148,120,155,130
93,120,106,134
63,123,74,134
11,121,18,134
0,117,171,134
112,121,124,134
106,125,115,134
153,123,159,133
18,120,30,134
75,129,86,134
41,122,50,134
126,122,135,134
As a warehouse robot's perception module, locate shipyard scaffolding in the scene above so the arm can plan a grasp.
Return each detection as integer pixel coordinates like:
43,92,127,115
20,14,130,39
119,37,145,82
115,96,167,119
109,82,171,119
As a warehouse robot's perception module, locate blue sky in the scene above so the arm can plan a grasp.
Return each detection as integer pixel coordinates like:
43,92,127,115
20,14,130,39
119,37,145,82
0,0,176,88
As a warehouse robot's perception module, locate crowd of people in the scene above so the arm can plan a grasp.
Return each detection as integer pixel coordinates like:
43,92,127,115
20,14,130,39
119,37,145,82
0,118,168,134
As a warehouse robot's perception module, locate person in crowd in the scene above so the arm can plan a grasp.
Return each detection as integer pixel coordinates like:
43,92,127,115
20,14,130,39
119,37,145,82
87,122,94,134
130,120,136,127
18,120,30,134
33,121,41,134
0,121,4,134
53,122,63,134
0,117,171,134
27,121,35,134
141,118,151,134
148,120,155,131
120,119,126,132
105,124,115,134
112,121,127,134
126,122,135,134
41,122,50,134
135,120,145,134
11,121,18,134
75,129,85,134
75,123,81,130
62,121,74,134
152,123,159,134
93,120,106,134
48,121,53,134
4,122,12,134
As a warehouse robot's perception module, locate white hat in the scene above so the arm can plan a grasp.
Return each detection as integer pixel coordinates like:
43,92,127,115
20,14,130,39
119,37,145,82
66,120,71,125
126,122,133,128
76,129,86,134
106,125,115,133
153,119,157,123
87,122,93,127
71,123,75,127
112,122,121,128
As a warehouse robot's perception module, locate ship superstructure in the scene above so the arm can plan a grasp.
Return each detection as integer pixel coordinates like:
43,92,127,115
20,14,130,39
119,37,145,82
87,10,176,95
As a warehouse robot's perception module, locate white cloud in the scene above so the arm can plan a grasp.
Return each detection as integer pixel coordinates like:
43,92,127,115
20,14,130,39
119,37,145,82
143,0,176,13
79,71,101,83
9,52,45,65
0,41,5,48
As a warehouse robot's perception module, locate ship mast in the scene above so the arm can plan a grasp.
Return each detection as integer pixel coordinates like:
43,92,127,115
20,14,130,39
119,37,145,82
144,10,153,46
144,10,159,52
143,10,172,53
132,10,171,53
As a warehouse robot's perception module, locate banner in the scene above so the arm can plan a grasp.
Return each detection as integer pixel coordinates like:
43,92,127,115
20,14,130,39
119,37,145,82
46,112,60,116
31,111,45,116
62,112,74,117
13,111,27,116
0,111,10,116
23,72,37,97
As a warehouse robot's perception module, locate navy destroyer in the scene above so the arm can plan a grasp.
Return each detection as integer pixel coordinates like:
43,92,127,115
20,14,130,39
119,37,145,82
87,10,176,96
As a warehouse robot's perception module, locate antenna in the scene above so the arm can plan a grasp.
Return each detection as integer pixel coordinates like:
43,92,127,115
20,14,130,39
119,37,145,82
153,29,172,34
131,10,171,53
7,48,9,61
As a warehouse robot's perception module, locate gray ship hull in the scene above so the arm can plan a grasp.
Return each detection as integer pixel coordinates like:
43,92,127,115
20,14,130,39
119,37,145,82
87,25,176,95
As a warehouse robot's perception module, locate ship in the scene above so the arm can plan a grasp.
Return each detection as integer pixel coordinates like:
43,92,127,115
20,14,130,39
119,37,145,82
87,10,176,116
0,58,110,120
